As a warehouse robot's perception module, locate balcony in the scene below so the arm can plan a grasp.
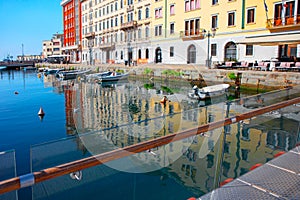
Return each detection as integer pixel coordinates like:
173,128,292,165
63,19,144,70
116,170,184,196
127,5,134,12
266,15,300,32
180,30,204,41
85,32,95,39
99,42,115,49
120,21,137,31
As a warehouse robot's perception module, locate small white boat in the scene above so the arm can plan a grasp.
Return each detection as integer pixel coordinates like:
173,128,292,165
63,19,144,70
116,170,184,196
188,84,230,100
87,71,129,82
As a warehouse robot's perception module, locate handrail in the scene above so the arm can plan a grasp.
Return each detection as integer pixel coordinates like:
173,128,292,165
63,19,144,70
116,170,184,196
1,96,300,195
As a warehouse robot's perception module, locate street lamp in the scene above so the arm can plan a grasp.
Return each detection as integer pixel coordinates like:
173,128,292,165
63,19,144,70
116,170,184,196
203,28,216,69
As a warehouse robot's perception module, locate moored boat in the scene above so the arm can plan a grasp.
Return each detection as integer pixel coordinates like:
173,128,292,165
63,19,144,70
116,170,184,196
188,84,230,100
87,71,129,82
56,69,91,80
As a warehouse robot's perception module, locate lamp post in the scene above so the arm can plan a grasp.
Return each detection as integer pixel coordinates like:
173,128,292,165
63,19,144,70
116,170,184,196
203,28,216,69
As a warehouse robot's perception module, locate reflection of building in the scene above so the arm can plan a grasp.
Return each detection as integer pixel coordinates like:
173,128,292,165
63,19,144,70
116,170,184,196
68,79,300,194
42,34,64,59
61,0,82,63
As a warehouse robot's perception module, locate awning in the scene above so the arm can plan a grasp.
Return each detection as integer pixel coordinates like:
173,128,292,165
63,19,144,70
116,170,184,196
237,33,300,46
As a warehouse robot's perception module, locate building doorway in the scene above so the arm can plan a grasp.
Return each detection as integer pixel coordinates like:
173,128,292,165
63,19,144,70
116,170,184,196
155,47,162,63
224,42,237,61
187,44,196,64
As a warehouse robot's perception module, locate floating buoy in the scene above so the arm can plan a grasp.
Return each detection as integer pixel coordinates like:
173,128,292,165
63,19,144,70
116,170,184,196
38,107,45,116
160,96,168,104
187,197,197,200
220,178,234,187
250,163,262,171
14,91,19,95
37,73,41,78
274,151,285,158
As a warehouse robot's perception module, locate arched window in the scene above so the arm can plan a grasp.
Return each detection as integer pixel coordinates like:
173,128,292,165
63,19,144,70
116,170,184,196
224,42,237,61
145,7,149,18
138,49,142,59
138,10,142,20
145,27,149,38
138,29,142,39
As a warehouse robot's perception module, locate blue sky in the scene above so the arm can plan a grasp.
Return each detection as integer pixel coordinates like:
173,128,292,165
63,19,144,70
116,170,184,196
0,0,62,60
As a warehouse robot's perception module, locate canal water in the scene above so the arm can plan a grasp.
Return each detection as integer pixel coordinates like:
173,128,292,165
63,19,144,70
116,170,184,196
0,69,299,200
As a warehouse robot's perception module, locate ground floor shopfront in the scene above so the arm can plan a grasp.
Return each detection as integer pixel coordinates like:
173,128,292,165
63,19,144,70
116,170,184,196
80,32,300,66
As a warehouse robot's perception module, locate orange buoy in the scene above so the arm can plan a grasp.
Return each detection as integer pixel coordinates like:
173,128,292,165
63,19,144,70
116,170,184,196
38,107,45,116
250,163,262,171
274,151,285,158
220,178,234,187
187,197,197,200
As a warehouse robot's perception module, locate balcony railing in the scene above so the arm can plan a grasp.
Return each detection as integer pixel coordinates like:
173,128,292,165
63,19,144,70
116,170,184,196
120,21,137,31
127,5,134,12
180,30,204,41
99,42,115,49
266,15,300,30
85,32,95,39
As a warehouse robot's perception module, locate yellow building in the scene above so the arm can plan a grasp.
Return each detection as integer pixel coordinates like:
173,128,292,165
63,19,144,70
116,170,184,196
150,0,300,67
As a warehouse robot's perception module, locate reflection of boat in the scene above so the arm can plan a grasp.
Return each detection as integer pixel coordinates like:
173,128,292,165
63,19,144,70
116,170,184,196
0,66,6,70
188,84,230,100
56,69,91,80
92,71,129,82
44,68,63,75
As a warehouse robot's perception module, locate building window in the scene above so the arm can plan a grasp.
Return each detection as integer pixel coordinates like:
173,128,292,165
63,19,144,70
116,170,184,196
145,27,150,38
247,8,255,24
212,0,218,5
138,10,142,20
170,23,175,34
121,50,123,59
185,1,190,12
138,29,142,39
184,18,200,36
245,45,253,56
155,25,162,36
228,12,235,26
115,2,118,10
196,0,200,8
120,16,123,24
170,4,175,15
211,44,217,56
212,15,218,29
145,7,150,18
170,46,174,57
138,49,142,59
155,8,162,18
145,49,149,59
115,17,118,26
120,0,123,9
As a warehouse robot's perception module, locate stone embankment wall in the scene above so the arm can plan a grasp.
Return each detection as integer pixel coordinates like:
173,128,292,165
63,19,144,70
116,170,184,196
36,63,300,89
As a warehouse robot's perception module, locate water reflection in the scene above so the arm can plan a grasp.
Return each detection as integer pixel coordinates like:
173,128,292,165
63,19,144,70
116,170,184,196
32,75,300,198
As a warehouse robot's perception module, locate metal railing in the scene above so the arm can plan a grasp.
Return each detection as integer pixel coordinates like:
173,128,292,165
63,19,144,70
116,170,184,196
1,94,300,195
